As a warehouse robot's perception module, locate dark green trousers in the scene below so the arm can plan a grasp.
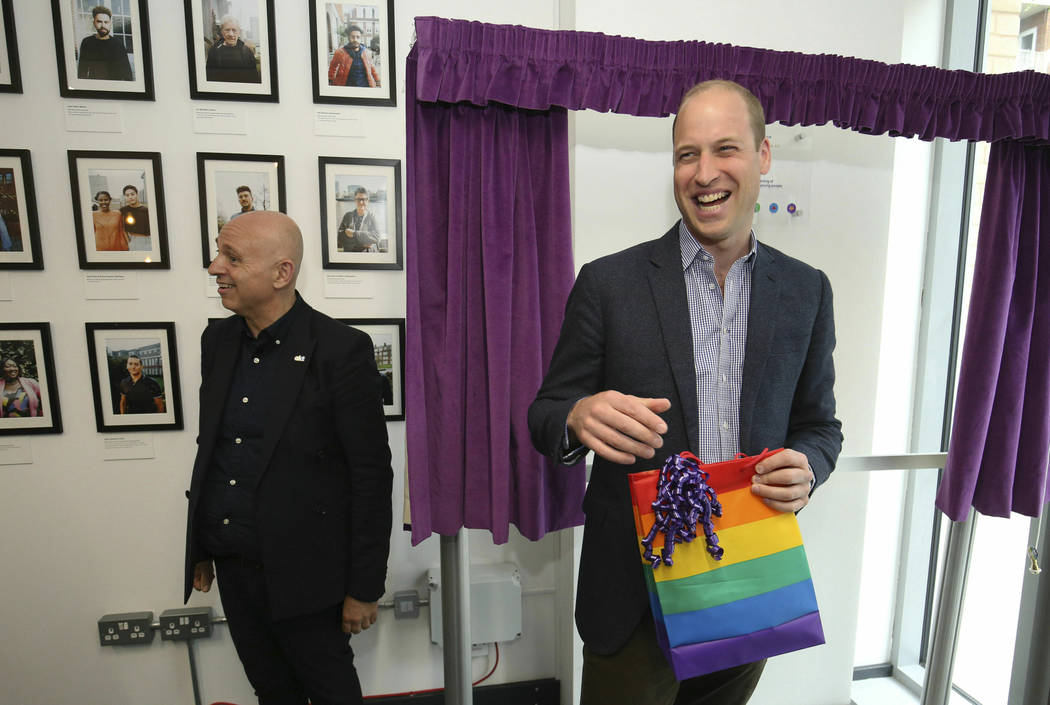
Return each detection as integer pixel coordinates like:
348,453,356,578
581,613,766,705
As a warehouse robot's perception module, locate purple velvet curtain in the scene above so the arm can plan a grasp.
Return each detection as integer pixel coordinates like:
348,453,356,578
936,142,1050,520
406,17,1050,544
405,43,583,545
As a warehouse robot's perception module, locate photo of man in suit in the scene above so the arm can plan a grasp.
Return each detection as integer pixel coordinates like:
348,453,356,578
184,210,393,703
528,80,842,705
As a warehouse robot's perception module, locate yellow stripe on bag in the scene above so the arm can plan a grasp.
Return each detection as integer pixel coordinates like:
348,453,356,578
647,512,804,583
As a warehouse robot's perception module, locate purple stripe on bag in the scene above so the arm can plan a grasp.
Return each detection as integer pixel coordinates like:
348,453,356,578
665,611,826,681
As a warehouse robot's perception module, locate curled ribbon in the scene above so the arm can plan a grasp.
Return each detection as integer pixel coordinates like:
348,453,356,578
641,451,723,569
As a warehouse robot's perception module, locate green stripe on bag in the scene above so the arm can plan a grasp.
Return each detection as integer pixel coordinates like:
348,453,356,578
653,545,812,615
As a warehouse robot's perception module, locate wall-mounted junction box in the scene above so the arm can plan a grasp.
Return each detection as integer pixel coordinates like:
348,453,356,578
427,562,522,646
98,612,154,646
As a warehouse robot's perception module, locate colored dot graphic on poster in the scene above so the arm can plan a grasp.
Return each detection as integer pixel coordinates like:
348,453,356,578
754,203,761,213
769,203,779,213
787,203,797,214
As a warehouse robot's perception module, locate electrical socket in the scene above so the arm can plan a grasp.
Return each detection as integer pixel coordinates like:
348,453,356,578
98,612,154,646
158,607,214,641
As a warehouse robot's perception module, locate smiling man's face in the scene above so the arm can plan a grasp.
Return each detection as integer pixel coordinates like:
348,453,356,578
672,86,770,252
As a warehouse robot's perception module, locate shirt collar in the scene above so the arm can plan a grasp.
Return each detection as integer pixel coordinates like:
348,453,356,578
240,292,305,347
678,221,757,270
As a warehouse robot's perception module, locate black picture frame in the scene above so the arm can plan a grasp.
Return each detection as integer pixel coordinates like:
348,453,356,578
0,0,23,94
183,0,279,102
85,321,183,432
339,318,405,420
319,156,403,270
0,149,44,270
196,152,286,267
0,323,62,435
68,150,169,270
50,0,155,101
309,0,396,107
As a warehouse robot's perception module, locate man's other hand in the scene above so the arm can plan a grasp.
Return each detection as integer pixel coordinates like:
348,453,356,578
341,595,378,634
567,391,671,465
751,448,815,512
193,560,215,592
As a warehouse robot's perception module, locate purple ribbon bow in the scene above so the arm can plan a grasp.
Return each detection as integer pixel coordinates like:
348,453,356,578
641,452,723,569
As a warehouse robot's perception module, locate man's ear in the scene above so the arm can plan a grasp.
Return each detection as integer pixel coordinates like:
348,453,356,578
273,259,296,289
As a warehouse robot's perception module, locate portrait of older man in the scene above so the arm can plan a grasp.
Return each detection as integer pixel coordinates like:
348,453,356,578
205,14,260,84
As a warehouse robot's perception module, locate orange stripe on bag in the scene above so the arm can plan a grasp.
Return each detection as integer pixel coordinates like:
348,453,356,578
635,486,781,547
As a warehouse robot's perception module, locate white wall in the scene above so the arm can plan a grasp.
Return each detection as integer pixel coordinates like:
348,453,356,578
0,0,938,704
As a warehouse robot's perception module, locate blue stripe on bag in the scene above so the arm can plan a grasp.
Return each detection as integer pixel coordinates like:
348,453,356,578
662,579,819,647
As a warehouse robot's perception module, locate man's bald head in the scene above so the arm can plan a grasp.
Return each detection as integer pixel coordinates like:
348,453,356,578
210,211,305,334
224,210,303,287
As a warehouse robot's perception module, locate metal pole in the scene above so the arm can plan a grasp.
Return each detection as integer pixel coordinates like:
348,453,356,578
186,639,203,705
920,509,977,705
441,529,473,705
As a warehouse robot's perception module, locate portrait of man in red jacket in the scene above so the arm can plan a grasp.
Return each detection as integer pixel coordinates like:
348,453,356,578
327,23,380,88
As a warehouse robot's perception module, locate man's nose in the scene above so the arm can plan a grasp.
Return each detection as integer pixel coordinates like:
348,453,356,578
693,153,718,186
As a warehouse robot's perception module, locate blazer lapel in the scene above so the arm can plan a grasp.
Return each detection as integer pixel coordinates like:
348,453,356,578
739,243,780,452
190,322,241,497
647,226,700,452
250,308,317,487
199,326,239,446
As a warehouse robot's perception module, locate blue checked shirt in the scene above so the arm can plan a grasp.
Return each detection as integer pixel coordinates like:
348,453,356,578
561,225,756,465
679,222,755,463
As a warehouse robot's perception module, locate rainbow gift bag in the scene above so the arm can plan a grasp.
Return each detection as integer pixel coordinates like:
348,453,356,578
628,449,825,680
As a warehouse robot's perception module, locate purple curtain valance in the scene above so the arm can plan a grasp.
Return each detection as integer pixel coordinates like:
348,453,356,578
413,16,1050,144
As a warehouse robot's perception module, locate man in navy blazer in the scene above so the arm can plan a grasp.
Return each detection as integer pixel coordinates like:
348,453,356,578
529,81,842,704
184,211,393,704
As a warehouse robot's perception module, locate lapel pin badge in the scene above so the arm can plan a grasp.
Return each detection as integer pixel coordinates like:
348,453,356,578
294,355,306,362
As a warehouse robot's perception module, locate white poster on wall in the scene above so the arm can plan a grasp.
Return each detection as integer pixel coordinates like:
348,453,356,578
756,160,812,229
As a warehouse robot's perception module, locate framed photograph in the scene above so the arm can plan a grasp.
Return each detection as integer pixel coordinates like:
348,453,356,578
340,318,404,420
0,150,43,270
50,0,154,100
319,156,402,270
0,323,62,435
309,0,395,107
68,150,169,269
0,0,23,93
85,322,183,432
197,152,285,266
183,0,278,102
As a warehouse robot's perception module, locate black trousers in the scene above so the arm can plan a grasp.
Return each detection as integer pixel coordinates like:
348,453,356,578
214,558,363,705
581,612,766,705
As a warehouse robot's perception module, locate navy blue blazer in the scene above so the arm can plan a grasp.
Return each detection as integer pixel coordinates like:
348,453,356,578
528,225,842,655
183,298,393,621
